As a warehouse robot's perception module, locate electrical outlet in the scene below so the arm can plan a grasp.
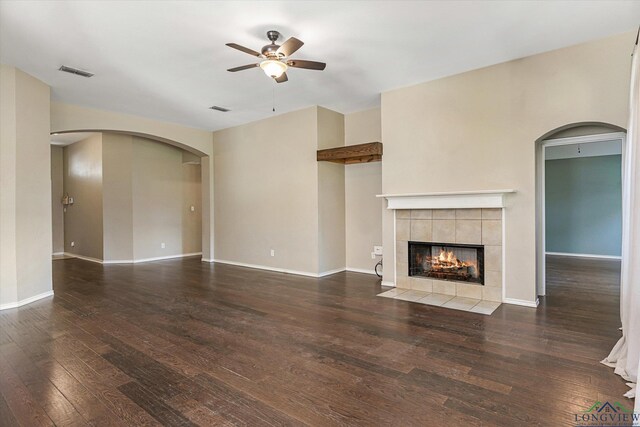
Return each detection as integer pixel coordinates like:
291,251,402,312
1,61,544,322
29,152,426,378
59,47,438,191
374,246,383,255
70,241,75,247
371,252,376,259
190,205,195,212
161,242,166,249
270,249,275,257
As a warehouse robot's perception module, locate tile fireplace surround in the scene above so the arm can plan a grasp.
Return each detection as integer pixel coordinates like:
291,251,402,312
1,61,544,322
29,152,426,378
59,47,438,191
379,190,514,304
396,208,502,302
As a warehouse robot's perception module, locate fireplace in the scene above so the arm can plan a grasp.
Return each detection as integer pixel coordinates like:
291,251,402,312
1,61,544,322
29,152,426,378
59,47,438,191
409,241,484,285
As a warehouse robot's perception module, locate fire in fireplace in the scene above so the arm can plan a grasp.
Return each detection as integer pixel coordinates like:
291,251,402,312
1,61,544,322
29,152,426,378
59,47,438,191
408,241,484,285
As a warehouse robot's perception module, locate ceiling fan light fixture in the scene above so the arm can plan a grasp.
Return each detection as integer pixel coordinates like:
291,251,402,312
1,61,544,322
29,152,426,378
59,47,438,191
260,60,287,78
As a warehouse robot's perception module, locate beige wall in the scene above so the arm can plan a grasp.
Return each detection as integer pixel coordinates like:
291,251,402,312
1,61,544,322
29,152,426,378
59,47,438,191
0,65,52,306
51,145,64,254
63,134,104,260
102,133,134,261
0,65,18,305
132,137,184,259
317,107,346,273
183,163,202,254
381,31,633,302
344,108,383,273
213,107,321,274
213,105,386,276
345,108,381,145
50,102,215,261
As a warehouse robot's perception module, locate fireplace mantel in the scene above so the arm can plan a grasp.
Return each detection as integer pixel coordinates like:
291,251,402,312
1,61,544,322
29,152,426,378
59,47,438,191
377,190,515,210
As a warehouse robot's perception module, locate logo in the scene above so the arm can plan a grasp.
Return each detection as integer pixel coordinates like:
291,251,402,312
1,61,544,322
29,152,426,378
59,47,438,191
575,401,638,426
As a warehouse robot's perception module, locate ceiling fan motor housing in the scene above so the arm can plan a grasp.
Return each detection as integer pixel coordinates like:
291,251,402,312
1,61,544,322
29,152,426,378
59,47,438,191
261,44,280,57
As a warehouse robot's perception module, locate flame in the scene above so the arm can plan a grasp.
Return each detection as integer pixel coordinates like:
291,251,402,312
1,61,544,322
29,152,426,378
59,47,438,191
430,249,473,270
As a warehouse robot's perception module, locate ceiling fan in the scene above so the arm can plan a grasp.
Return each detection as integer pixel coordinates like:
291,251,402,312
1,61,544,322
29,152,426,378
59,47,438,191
226,30,326,83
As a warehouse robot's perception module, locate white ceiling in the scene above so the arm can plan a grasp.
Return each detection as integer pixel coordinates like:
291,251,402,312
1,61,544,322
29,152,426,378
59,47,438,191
1,1,639,132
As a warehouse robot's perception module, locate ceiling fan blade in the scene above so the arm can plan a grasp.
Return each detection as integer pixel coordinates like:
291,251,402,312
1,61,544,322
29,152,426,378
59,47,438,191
227,63,259,72
277,37,304,57
226,43,262,57
275,72,288,83
286,59,326,71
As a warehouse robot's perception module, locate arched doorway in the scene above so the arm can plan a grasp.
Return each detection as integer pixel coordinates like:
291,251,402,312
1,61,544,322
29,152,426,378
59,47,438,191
49,102,215,262
535,122,626,297
51,129,208,157
50,130,208,264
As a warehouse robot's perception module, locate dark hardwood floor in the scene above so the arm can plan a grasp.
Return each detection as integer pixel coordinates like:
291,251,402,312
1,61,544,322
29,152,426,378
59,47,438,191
0,255,631,426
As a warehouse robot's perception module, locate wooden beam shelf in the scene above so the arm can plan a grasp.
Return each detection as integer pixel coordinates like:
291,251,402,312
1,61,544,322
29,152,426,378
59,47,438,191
317,142,383,164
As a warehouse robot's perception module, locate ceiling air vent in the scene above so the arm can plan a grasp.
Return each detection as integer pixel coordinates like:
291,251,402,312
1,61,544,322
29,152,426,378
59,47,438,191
58,65,94,78
209,106,230,112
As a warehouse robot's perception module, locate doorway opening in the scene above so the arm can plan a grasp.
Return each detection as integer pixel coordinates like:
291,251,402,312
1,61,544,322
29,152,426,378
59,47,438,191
536,125,625,299
50,131,204,264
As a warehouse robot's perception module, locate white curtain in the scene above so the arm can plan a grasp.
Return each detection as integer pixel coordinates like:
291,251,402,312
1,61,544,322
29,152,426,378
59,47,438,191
601,33,640,417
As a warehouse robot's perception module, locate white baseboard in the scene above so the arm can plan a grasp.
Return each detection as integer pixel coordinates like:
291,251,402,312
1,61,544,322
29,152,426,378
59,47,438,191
503,297,539,308
213,259,318,277
382,281,395,287
52,252,64,256
346,267,377,276
0,290,54,311
64,252,102,263
212,259,346,278
109,252,203,264
318,268,347,277
65,252,202,265
545,251,621,260
201,258,214,263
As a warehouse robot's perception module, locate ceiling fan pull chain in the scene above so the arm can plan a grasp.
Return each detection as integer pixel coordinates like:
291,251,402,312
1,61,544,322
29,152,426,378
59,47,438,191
272,86,276,112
